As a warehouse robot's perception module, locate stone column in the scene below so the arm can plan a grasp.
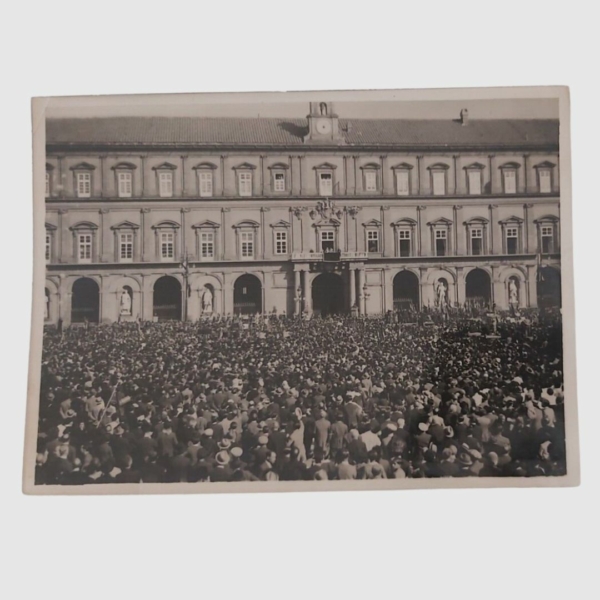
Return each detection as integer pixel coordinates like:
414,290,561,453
303,270,312,315
356,268,364,314
294,269,301,314
527,265,538,308
350,268,356,309
417,206,427,256
456,267,466,306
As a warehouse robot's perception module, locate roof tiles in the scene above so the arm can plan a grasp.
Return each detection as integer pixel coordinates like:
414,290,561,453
46,116,559,148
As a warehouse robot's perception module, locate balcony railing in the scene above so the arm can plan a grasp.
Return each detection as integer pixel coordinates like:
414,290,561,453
291,250,369,262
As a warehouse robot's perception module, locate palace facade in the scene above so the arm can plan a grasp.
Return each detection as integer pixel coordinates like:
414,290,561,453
43,101,561,324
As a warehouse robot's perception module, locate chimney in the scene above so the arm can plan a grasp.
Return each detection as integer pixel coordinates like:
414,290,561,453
460,108,469,125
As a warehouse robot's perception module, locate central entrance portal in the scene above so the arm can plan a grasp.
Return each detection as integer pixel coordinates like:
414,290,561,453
312,272,346,316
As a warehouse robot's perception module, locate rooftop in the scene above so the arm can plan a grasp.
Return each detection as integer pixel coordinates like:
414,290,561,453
46,116,559,149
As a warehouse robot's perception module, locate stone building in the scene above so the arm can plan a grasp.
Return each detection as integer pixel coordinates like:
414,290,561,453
43,101,561,324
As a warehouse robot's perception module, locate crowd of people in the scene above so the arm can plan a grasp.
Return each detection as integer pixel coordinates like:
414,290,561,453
34,309,567,485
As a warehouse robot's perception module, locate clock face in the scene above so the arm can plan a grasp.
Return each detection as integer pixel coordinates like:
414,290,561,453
316,119,332,135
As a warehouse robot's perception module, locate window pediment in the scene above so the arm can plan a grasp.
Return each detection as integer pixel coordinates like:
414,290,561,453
463,216,489,226
391,162,414,170
498,215,524,225
533,215,559,224
499,161,521,170
268,163,290,170
313,162,337,170
192,220,220,229
152,162,178,171
270,219,291,229
392,217,417,228
427,217,453,227
111,162,137,171
233,219,260,229
69,162,96,171
151,220,180,229
363,219,382,228
313,217,341,228
534,161,555,169
360,162,381,170
45,222,57,231
464,162,486,170
46,163,55,171
233,162,257,170
70,221,98,231
427,163,450,171
193,161,218,170
111,220,140,230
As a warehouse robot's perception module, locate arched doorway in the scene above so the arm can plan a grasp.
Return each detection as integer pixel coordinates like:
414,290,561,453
71,278,100,323
538,267,561,308
465,268,491,309
393,271,420,311
234,274,262,315
153,276,182,320
312,273,345,316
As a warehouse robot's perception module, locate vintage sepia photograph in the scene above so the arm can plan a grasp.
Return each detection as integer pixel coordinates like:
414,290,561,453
24,87,578,494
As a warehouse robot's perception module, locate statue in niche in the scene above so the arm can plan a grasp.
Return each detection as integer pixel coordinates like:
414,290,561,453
319,102,328,116
509,278,519,305
202,287,213,314
120,288,132,316
436,279,448,308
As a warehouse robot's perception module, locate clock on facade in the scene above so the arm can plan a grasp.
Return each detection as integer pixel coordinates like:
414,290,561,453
316,119,332,135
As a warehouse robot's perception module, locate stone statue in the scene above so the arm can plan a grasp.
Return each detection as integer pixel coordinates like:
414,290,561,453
320,102,328,116
509,279,519,305
436,279,448,308
202,288,213,314
119,288,132,316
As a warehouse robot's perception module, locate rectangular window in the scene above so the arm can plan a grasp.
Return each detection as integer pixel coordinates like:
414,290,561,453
396,170,410,196
506,227,519,254
119,232,134,262
503,169,517,194
274,231,288,255
158,172,173,197
238,172,252,197
240,231,254,258
319,172,333,196
45,172,50,197
78,233,92,263
432,171,446,196
160,232,175,260
45,234,51,262
118,172,133,198
541,226,554,253
435,229,447,256
471,228,483,255
539,168,552,193
367,230,379,253
273,172,286,192
320,230,335,252
398,230,411,257
76,172,91,198
364,171,377,192
198,232,214,259
468,170,482,195
199,171,213,197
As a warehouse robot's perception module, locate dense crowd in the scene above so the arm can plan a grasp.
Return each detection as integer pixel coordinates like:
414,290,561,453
35,310,566,485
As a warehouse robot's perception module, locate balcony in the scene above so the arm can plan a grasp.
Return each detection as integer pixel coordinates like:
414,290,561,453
291,250,368,262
